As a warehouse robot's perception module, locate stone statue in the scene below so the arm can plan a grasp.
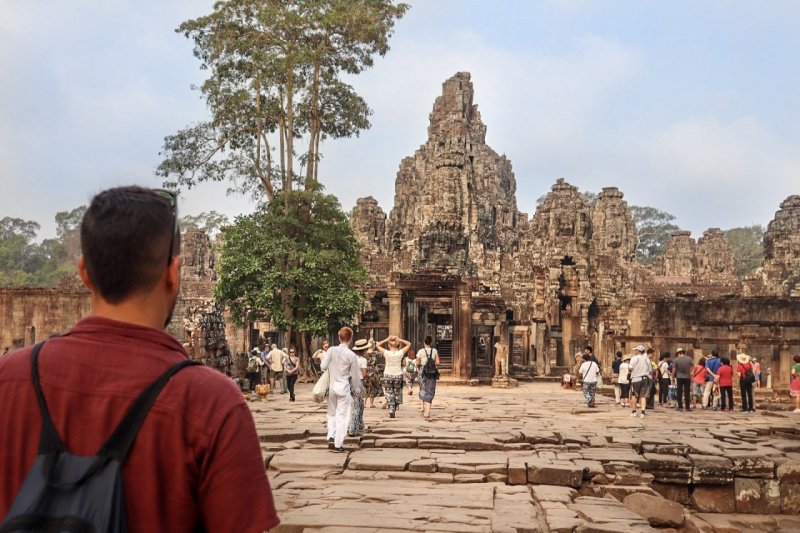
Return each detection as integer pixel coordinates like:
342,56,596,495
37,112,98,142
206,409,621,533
494,340,509,377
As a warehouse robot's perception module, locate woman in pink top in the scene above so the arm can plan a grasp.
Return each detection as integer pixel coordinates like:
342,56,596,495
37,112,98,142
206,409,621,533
691,357,707,409
716,356,734,412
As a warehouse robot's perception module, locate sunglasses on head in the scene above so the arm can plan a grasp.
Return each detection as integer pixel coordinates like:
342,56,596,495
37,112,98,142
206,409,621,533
151,189,179,267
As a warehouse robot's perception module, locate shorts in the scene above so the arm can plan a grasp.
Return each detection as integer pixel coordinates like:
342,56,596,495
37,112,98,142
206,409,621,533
692,382,704,397
619,383,631,398
630,378,650,398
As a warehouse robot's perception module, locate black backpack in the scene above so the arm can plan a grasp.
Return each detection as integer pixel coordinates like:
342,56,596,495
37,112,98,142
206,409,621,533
420,349,439,380
0,341,200,533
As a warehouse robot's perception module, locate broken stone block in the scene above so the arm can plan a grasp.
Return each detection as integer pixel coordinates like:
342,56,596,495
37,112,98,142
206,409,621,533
642,453,692,484
408,458,436,473
508,458,527,485
782,482,800,513
689,454,734,484
777,460,800,484
734,477,781,514
527,461,584,488
651,481,690,505
731,451,775,478
690,484,735,513
530,484,578,503
454,473,485,483
623,493,685,528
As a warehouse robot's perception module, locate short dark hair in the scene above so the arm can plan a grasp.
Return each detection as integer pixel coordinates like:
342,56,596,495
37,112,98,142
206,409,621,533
81,186,179,303
793,354,800,363
721,356,731,365
615,351,622,358
584,346,593,353
425,335,433,345
646,348,655,355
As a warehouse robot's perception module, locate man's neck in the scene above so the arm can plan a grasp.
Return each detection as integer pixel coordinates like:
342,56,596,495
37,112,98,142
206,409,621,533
90,294,167,330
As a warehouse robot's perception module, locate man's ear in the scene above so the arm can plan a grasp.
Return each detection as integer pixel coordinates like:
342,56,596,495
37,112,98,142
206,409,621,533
166,256,181,291
77,256,94,290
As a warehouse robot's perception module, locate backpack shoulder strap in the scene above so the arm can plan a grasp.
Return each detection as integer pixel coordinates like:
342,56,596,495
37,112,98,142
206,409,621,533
99,359,201,462
30,341,67,455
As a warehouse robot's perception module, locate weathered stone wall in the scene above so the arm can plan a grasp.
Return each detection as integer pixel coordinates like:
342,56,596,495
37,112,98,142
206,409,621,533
0,288,90,349
761,195,800,296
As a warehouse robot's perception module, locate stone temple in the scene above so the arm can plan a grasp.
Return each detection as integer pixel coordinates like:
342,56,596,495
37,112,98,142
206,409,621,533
350,72,800,386
2,72,799,388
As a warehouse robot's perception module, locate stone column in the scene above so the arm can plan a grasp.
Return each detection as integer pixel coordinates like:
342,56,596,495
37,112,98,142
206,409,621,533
455,285,472,379
388,288,403,338
777,341,791,389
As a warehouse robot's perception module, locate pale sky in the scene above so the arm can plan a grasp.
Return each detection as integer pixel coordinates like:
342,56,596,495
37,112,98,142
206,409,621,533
1,1,798,240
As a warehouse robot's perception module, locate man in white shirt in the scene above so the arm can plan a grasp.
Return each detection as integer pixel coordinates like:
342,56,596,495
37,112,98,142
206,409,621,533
628,345,652,418
320,327,362,452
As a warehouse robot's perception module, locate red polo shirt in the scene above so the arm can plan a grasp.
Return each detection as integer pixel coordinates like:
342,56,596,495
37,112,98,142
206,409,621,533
0,317,279,532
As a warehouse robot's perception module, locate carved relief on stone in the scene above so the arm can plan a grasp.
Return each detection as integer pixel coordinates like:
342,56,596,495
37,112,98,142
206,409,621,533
762,195,800,296
659,230,696,278
695,228,736,283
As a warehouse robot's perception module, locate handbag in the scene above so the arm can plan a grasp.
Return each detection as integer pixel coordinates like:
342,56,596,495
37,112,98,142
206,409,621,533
312,369,330,403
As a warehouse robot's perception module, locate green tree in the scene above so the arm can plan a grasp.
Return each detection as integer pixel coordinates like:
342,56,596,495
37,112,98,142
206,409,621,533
630,205,680,264
180,211,230,239
0,217,46,286
725,225,764,278
158,0,409,201
215,186,366,376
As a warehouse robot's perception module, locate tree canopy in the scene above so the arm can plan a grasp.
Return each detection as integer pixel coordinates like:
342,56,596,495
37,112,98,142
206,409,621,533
725,225,764,278
630,205,681,264
215,186,366,369
158,0,409,201
0,209,85,288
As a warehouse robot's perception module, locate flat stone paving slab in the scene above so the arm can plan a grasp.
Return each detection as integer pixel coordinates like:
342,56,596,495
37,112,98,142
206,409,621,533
252,382,800,532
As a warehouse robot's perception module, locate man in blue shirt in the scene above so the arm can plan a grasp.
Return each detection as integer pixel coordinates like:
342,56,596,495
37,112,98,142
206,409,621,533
703,350,722,409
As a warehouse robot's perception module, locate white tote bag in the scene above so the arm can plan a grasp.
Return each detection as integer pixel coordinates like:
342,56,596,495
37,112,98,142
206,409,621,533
312,369,330,403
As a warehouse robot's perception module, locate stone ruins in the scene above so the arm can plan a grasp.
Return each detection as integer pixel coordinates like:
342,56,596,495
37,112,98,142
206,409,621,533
2,72,799,389
351,72,800,387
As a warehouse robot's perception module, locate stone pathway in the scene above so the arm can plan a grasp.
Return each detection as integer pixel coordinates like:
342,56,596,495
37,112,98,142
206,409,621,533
252,383,800,532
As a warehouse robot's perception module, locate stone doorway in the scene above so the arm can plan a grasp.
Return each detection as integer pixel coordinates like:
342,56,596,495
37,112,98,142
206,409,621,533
471,325,495,378
404,296,453,371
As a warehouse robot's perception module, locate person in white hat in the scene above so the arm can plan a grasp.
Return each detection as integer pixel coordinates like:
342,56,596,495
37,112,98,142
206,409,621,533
736,352,756,412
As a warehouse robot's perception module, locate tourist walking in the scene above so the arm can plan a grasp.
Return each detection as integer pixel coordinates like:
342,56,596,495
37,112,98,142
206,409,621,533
376,335,410,418
267,344,287,394
791,354,800,412
703,350,722,409
717,356,734,412
321,327,362,452
672,348,694,411
736,353,756,412
0,187,279,531
284,347,300,401
611,351,623,405
658,353,671,406
629,345,651,418
364,340,384,408
417,336,440,419
579,353,601,408
403,350,418,396
691,356,707,409
753,357,762,388
618,355,632,408
348,339,370,436
646,348,658,410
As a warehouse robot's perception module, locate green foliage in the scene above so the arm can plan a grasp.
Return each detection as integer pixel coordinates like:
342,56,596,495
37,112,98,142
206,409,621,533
180,210,230,239
215,187,366,338
630,205,680,264
158,0,409,200
0,208,86,287
725,225,765,278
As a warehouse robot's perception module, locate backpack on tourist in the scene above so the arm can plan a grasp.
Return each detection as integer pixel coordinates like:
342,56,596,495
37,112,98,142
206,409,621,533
0,342,200,533
742,365,756,385
420,349,440,380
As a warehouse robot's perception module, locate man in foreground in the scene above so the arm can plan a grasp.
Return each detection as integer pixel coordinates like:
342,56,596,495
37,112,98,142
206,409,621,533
0,186,279,532
321,326,362,452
